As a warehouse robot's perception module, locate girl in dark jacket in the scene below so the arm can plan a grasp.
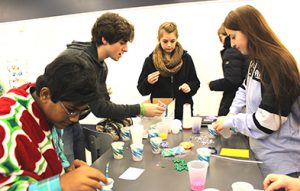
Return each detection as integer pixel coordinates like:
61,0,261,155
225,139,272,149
137,22,200,120
209,23,249,116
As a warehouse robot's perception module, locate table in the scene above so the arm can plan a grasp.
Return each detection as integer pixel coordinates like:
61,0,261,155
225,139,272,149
92,128,264,190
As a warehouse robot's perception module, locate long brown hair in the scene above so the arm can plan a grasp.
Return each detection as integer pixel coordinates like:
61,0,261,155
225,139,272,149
224,5,300,113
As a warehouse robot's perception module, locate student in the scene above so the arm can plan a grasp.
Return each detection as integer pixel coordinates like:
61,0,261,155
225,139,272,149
137,22,200,120
62,12,166,163
209,23,248,116
213,5,300,176
264,173,300,191
0,54,107,190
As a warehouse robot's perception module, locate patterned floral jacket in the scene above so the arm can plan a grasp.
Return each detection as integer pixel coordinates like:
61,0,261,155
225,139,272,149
0,83,63,190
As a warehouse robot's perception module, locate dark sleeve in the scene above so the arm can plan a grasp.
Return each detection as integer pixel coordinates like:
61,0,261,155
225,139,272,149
209,48,247,91
137,56,156,96
185,53,200,96
89,97,140,119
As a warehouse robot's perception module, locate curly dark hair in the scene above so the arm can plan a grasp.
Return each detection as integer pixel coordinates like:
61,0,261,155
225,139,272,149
91,12,134,45
36,54,100,106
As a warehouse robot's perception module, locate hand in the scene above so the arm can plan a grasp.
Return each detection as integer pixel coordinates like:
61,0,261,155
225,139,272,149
60,166,107,191
66,159,88,172
147,71,160,84
142,103,166,117
178,83,191,93
212,116,226,133
264,174,300,191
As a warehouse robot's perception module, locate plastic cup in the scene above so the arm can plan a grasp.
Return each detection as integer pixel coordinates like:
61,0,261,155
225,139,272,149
157,122,169,140
187,160,209,191
130,124,144,144
192,117,202,134
231,181,254,191
219,127,231,139
111,141,125,159
171,119,182,134
148,128,159,139
130,143,144,161
120,126,131,141
150,137,162,154
197,148,211,162
99,177,114,191
207,125,217,139
182,103,192,130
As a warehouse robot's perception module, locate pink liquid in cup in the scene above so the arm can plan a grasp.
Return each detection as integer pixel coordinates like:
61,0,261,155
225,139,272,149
191,179,205,191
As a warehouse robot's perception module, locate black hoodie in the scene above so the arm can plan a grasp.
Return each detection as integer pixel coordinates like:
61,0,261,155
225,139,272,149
60,41,140,119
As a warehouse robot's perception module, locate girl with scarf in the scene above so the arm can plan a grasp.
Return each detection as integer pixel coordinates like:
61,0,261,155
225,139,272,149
137,22,200,120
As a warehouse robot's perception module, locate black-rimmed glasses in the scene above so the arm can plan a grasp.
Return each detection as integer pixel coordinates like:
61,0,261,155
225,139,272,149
59,102,90,118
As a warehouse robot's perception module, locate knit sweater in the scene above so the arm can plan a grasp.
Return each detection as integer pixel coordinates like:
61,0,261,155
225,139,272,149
0,83,63,190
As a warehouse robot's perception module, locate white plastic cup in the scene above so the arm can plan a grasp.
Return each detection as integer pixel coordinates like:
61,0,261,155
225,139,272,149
99,177,114,191
120,126,131,141
231,181,254,191
130,143,144,161
207,125,217,139
150,137,162,154
130,124,144,144
171,119,182,134
148,128,159,139
111,141,125,159
182,103,192,130
197,148,211,162
187,160,209,191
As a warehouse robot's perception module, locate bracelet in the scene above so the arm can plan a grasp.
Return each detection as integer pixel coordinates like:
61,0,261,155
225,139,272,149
141,103,145,117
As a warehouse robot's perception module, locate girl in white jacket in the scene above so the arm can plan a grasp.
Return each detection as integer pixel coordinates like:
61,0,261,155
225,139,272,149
213,5,300,178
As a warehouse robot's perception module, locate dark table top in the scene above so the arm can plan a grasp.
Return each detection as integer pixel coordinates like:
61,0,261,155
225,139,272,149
92,128,264,191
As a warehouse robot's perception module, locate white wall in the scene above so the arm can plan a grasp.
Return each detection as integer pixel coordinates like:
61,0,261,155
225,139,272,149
0,0,299,124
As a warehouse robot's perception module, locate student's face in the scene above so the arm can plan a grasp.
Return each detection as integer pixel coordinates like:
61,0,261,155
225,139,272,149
38,88,88,129
106,40,128,61
159,30,177,54
225,29,248,55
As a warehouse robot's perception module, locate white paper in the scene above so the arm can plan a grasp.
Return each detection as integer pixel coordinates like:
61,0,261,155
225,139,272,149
119,167,144,180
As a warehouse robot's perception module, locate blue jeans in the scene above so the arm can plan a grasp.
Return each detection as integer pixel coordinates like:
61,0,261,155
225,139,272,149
63,123,86,163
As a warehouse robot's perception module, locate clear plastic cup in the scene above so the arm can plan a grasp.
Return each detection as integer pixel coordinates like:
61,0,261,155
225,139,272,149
157,122,169,140
192,117,202,134
219,127,231,139
187,160,209,191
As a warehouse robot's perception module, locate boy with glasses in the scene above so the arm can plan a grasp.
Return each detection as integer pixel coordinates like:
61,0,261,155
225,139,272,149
0,53,108,190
